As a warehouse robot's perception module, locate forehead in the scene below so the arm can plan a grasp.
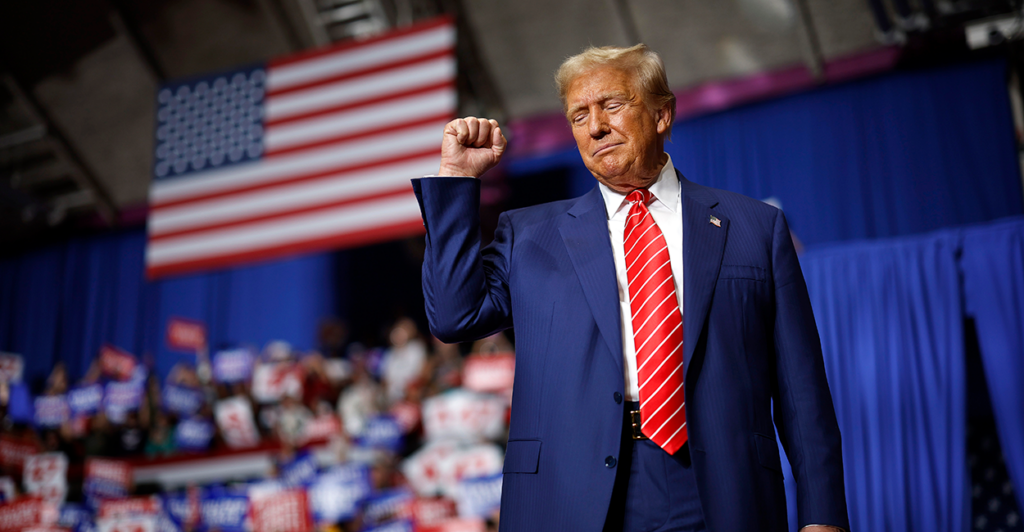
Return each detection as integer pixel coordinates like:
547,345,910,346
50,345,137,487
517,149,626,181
565,66,636,108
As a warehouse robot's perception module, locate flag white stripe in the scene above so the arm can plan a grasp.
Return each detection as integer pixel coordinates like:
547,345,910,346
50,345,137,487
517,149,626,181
265,57,455,121
150,155,437,235
263,89,454,152
266,25,454,91
147,194,422,266
150,122,442,204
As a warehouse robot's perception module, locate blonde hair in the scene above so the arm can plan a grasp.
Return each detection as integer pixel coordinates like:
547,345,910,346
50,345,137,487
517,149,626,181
555,44,676,126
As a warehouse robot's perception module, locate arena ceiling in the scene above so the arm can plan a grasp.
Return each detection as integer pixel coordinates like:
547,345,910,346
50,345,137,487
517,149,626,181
0,0,1015,249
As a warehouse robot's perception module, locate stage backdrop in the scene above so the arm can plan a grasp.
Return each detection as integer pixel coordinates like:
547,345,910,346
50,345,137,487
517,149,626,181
509,58,1023,245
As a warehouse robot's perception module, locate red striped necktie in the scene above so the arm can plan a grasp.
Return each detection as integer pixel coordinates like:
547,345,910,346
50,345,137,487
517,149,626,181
624,188,687,454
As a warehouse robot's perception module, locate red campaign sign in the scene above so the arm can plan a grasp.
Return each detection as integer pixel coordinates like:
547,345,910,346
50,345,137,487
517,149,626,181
419,518,487,532
411,497,456,528
249,489,312,532
166,317,206,352
0,497,59,532
96,515,156,532
98,496,162,519
24,527,70,532
390,401,422,433
461,353,515,394
301,414,341,444
99,345,137,382
86,458,133,489
0,436,39,470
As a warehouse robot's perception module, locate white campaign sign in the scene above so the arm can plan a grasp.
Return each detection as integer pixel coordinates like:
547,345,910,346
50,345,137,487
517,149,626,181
215,396,260,448
422,389,506,443
401,441,504,497
23,453,68,504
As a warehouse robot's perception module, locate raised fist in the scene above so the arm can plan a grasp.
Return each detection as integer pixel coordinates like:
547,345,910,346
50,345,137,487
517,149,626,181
437,117,507,178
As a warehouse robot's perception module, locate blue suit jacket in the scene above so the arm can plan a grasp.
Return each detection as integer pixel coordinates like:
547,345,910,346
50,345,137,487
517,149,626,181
412,172,849,532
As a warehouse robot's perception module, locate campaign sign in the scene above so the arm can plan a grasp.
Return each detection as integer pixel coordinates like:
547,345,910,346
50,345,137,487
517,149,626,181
58,504,93,532
422,390,506,443
251,364,302,404
161,488,200,530
402,442,504,498
454,473,501,518
166,317,206,352
419,518,486,532
301,414,341,444
200,491,248,532
212,348,254,384
104,380,143,412
34,396,70,428
362,519,414,532
84,459,132,503
0,353,24,384
174,418,214,451
410,497,456,529
362,488,414,527
99,345,137,382
248,488,311,532
0,497,59,531
95,515,156,532
0,435,39,470
162,385,203,417
279,452,318,488
67,385,103,416
98,496,162,519
309,463,371,524
461,353,515,394
357,415,404,453
24,453,69,504
214,397,259,449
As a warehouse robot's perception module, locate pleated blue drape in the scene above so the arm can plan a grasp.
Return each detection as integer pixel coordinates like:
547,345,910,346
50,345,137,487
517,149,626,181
961,218,1024,514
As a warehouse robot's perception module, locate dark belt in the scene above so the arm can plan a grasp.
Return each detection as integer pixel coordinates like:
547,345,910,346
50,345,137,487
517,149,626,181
626,402,648,440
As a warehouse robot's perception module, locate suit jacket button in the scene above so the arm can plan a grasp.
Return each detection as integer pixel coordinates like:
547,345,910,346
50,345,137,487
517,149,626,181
605,456,617,468
613,392,623,404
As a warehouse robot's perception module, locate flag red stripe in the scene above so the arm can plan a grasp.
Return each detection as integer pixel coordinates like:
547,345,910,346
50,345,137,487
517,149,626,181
152,147,437,210
266,48,453,98
147,219,426,279
263,112,450,157
267,16,453,69
150,186,414,242
265,80,456,127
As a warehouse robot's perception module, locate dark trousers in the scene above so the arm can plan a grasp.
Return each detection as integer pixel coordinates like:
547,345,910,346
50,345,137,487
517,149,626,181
604,403,706,532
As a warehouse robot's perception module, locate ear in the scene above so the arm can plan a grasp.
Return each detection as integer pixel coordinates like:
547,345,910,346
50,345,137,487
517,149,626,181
655,103,673,136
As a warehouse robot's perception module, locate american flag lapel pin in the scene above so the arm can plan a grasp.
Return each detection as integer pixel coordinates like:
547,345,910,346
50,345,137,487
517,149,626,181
709,215,721,227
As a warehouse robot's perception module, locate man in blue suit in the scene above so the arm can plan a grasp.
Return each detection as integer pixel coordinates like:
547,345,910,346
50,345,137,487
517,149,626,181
412,44,848,532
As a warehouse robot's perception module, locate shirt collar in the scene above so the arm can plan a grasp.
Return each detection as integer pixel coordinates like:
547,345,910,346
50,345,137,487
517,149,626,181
597,154,679,220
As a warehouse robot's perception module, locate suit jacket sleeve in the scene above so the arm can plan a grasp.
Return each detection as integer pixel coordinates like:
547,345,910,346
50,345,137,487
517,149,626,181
771,209,850,530
412,177,514,343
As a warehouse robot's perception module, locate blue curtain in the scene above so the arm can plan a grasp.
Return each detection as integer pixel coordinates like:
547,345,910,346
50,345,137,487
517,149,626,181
793,230,969,531
961,218,1024,513
0,229,338,387
521,58,1023,245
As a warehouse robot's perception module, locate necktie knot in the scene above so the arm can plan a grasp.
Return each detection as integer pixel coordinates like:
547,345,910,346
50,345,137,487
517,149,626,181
626,189,652,206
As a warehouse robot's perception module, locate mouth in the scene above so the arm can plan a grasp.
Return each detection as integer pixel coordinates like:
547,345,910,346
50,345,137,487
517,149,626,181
593,143,621,157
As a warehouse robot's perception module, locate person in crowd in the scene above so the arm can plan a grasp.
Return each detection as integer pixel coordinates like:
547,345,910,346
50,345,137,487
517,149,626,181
381,317,427,405
337,347,385,439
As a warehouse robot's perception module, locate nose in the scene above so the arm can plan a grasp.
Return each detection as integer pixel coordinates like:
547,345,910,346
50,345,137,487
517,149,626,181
588,109,609,138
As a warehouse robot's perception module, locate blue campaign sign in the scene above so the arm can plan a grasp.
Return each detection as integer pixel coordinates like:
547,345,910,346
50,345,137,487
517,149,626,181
362,488,413,527
105,379,144,410
68,384,104,416
310,463,372,524
279,451,319,487
200,491,249,532
175,418,214,451
34,395,70,427
212,348,255,383
7,383,33,424
84,477,128,508
360,518,414,532
163,385,204,417
357,415,404,453
456,472,503,518
59,503,94,532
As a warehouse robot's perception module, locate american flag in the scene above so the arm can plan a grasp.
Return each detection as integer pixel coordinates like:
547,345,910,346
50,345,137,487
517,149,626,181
146,17,455,278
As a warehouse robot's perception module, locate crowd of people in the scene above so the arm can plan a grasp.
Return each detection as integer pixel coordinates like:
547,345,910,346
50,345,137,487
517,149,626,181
0,317,513,531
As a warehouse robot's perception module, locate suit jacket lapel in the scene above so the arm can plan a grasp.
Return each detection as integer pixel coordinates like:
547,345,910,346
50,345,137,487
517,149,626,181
680,173,728,387
559,186,623,370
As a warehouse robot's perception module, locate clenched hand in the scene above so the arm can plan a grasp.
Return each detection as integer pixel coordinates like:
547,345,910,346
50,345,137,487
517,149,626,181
437,117,507,178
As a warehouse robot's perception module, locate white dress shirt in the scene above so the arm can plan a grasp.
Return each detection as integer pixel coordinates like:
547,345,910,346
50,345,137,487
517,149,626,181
597,155,683,402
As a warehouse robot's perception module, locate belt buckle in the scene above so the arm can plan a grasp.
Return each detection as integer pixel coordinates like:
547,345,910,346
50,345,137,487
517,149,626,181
630,410,648,440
